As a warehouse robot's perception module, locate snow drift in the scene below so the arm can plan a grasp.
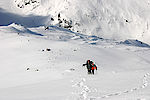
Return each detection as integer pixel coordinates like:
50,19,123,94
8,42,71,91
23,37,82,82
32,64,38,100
1,0,150,100
7,0,150,44
1,0,150,43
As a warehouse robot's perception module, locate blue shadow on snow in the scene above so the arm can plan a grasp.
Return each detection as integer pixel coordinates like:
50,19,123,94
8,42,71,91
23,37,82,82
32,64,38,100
0,8,49,28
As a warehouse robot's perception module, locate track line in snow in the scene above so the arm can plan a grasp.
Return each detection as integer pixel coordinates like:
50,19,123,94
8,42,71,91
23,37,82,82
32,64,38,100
71,73,150,100
72,78,91,100
89,72,150,100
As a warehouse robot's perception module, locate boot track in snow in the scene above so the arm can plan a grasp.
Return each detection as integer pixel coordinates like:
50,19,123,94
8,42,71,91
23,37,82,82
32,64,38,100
72,72,150,100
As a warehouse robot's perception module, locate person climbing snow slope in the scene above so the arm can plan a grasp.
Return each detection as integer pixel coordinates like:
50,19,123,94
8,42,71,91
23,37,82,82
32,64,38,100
83,60,97,74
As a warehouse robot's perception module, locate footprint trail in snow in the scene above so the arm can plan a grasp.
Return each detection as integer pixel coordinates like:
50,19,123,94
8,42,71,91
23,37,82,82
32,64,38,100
71,73,150,100
90,73,150,100
72,78,91,100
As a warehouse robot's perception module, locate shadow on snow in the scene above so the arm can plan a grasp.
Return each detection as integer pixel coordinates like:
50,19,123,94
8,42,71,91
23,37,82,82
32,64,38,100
0,8,49,28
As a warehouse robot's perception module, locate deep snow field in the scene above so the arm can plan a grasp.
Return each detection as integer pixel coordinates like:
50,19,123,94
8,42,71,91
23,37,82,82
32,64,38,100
0,23,150,100
1,0,150,100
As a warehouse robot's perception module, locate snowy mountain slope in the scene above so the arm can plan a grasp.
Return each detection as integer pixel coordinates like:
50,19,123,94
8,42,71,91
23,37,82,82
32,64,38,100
0,23,150,100
0,0,150,100
1,0,150,43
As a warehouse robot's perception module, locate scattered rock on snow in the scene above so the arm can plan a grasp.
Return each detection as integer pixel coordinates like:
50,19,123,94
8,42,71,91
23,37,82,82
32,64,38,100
46,48,51,51
70,68,75,71
35,69,39,71
26,68,30,70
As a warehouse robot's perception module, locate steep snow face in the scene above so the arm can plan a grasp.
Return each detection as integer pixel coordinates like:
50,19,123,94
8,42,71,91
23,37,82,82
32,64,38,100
1,0,150,43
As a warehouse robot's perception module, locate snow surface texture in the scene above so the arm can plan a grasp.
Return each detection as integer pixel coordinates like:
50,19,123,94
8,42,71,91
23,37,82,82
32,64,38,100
72,73,150,100
0,23,150,100
1,0,150,43
1,0,150,100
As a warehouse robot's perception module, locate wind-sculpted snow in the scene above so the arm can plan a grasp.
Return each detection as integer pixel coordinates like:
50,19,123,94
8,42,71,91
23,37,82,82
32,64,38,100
0,23,150,99
120,39,150,48
1,0,150,43
1,0,150,99
10,0,150,44
0,23,43,36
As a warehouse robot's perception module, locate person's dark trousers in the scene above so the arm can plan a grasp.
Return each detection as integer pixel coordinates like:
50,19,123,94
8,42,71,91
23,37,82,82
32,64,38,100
92,70,94,74
88,69,91,74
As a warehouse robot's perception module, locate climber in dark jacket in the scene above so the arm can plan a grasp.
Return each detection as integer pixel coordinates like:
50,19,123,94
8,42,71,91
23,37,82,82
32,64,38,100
83,60,97,74
83,60,91,74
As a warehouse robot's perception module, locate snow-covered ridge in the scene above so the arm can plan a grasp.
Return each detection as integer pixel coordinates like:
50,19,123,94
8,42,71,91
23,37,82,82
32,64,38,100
1,0,150,44
1,16,150,100
120,39,150,48
1,23,150,48
10,0,150,44
1,1,150,100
